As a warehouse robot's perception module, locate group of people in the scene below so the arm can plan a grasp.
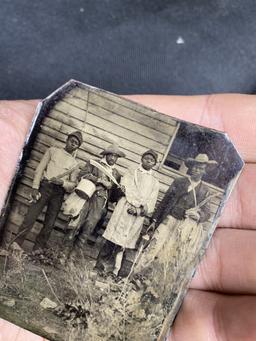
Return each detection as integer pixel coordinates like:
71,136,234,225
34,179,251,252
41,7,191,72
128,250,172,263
13,130,217,278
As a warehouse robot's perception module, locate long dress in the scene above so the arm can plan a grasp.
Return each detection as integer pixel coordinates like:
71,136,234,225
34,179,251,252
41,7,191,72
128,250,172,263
103,167,159,249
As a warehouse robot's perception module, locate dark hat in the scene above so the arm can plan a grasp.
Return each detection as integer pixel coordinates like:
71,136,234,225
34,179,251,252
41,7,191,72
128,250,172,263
185,154,217,170
68,131,83,146
142,149,158,163
100,144,126,158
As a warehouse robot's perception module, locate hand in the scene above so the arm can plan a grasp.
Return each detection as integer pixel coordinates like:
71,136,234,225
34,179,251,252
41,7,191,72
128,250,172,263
0,100,48,339
83,173,96,181
130,94,256,340
0,95,255,340
127,205,137,215
49,177,64,186
120,185,126,193
97,177,111,189
146,221,156,233
185,208,200,221
145,222,156,239
77,161,85,169
31,188,40,201
140,205,148,217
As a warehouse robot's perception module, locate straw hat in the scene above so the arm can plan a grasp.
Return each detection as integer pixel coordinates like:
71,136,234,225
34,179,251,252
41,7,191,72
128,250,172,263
185,153,217,170
100,144,126,158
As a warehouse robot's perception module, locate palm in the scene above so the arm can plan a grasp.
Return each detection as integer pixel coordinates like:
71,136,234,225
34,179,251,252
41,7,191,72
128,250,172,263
0,96,255,340
133,94,256,341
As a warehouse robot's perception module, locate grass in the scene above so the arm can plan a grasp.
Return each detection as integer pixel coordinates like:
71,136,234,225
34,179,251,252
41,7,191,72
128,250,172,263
0,246,167,341
0,220,204,341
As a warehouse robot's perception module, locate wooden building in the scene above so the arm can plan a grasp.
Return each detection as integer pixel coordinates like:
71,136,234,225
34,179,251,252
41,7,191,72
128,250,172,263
3,81,223,259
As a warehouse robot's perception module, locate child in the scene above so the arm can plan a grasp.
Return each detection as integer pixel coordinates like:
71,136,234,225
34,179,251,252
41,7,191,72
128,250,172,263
96,149,159,277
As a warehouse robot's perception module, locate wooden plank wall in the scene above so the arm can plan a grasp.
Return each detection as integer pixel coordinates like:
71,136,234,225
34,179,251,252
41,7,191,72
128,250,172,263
3,85,223,250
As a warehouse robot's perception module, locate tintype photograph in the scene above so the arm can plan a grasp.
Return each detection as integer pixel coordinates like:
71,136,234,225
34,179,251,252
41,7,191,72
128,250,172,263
0,81,243,341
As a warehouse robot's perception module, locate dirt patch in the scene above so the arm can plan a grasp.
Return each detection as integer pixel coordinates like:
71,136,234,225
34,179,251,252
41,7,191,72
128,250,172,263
0,247,174,341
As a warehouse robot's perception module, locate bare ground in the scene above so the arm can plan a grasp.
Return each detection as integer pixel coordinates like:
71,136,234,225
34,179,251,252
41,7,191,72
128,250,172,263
0,246,176,341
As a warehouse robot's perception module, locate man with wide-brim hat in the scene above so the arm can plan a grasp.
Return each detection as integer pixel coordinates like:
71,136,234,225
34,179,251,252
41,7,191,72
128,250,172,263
71,143,125,251
185,153,217,171
135,153,218,273
99,144,126,158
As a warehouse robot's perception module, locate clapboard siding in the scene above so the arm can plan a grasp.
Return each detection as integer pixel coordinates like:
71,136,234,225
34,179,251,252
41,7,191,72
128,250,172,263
48,110,84,129
64,95,89,112
87,102,173,144
70,88,176,126
4,84,223,251
63,97,173,137
86,92,176,134
53,97,87,123
41,116,161,163
59,97,175,143
42,113,160,159
85,113,167,152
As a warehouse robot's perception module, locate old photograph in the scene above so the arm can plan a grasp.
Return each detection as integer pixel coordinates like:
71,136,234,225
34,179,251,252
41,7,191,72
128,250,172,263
0,81,243,341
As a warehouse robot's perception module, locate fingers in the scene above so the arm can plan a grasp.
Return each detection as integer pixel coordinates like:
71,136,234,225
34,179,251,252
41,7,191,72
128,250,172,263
0,98,253,229
127,94,256,163
0,100,39,208
0,319,46,341
169,290,256,341
191,228,256,294
218,164,256,229
127,95,256,229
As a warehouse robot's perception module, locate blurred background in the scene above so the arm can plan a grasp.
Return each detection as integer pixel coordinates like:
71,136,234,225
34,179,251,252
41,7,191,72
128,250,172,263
1,0,256,99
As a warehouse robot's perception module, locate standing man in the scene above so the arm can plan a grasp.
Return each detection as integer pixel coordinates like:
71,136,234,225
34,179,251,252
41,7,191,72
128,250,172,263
96,149,159,277
135,153,217,272
74,144,125,250
14,131,83,250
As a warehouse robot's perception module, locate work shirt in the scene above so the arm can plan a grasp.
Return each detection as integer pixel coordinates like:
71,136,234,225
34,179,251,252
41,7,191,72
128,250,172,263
152,176,211,226
32,147,78,192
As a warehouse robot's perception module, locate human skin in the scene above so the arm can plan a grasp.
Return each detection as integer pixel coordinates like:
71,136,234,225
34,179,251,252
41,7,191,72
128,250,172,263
105,153,119,166
0,94,255,340
141,154,156,171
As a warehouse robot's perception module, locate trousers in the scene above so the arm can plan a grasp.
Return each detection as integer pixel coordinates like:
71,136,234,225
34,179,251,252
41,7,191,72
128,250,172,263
76,192,107,246
16,180,65,249
95,239,123,270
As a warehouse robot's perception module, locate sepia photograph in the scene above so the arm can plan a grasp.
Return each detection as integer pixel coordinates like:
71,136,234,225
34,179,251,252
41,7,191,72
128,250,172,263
0,81,243,341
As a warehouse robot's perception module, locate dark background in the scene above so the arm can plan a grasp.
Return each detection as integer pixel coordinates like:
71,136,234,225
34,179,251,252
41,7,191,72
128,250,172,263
165,122,244,189
1,0,256,100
